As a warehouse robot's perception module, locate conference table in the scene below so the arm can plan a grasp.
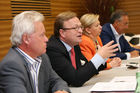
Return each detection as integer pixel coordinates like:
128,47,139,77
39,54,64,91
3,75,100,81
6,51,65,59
69,57,140,93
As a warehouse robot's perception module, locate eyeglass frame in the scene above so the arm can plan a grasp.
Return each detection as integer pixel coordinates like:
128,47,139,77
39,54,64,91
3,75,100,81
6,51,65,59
62,25,84,31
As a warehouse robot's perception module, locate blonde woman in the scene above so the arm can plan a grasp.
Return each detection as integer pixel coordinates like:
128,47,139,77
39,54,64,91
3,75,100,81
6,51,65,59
79,13,121,69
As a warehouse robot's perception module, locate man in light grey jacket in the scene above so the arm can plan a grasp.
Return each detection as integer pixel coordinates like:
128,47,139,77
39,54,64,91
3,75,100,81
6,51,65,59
0,11,70,93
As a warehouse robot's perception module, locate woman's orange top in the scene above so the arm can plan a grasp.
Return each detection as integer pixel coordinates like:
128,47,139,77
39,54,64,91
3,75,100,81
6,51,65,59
79,35,111,69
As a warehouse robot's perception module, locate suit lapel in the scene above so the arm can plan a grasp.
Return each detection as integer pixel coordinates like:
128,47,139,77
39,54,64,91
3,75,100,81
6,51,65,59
119,36,125,51
24,62,36,93
38,55,44,93
57,37,71,61
13,48,36,93
109,26,117,44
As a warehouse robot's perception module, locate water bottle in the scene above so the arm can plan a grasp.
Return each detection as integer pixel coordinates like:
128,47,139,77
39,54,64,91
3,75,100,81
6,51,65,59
135,71,140,93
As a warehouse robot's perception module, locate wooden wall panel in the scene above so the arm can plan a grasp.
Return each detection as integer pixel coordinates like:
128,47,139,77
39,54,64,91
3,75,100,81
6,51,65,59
0,0,12,61
0,0,86,61
11,0,51,17
1,0,139,60
0,0,12,19
46,0,87,38
44,18,54,38
51,0,86,17
45,0,87,38
117,0,140,34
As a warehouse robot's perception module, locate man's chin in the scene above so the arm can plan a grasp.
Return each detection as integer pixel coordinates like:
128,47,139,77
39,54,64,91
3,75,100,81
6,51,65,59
42,50,46,54
79,40,82,43
77,39,82,44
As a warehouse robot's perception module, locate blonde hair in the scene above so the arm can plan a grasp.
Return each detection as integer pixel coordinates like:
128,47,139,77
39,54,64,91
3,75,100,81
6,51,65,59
80,13,99,35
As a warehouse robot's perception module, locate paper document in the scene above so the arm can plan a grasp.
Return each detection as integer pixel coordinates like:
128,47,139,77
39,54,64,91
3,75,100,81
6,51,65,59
89,76,136,92
110,76,136,83
127,56,140,61
89,82,136,92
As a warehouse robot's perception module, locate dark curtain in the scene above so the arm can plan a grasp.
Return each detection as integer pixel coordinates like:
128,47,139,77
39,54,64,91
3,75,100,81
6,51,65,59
83,0,119,25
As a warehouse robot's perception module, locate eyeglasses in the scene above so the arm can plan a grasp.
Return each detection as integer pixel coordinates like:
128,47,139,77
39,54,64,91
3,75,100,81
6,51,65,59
62,25,84,31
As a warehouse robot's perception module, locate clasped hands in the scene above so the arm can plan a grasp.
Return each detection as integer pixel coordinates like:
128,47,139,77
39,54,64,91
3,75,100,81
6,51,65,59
54,90,69,93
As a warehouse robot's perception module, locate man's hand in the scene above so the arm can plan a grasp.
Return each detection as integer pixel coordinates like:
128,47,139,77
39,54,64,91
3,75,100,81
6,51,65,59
97,40,118,59
54,90,69,93
110,57,121,68
130,50,139,58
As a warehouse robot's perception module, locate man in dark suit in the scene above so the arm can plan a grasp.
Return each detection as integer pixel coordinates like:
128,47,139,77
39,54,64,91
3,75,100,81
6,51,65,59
0,11,70,93
46,11,119,87
100,10,140,60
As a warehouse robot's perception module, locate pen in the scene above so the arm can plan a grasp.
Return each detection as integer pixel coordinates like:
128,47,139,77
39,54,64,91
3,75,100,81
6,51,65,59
115,81,125,82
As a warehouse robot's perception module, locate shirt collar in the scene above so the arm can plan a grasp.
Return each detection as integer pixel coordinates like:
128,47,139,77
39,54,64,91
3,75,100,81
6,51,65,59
15,47,41,66
60,40,72,52
110,24,123,38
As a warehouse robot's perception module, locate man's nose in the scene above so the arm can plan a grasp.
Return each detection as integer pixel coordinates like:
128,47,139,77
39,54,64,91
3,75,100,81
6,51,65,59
45,36,48,42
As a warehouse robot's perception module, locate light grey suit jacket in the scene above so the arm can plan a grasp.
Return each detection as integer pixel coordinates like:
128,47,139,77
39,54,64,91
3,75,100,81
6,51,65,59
0,47,70,93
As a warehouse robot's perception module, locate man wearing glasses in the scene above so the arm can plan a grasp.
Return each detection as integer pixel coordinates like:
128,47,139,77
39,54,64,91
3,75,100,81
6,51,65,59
46,11,119,87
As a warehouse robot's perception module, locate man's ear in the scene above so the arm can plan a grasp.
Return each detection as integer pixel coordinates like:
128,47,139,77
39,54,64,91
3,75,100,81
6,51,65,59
114,20,120,26
22,33,30,44
59,29,65,38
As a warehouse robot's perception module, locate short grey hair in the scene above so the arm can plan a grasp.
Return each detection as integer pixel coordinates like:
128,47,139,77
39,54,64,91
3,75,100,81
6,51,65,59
110,10,128,24
10,11,44,46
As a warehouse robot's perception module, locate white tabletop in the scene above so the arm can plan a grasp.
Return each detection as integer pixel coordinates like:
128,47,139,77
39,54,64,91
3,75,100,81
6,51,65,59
69,60,140,93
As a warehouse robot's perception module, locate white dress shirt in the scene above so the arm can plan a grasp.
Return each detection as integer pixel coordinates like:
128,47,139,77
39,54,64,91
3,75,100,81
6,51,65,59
110,24,131,59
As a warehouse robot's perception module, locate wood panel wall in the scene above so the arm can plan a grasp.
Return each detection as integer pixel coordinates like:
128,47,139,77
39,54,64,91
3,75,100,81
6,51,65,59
0,0,12,61
1,0,140,61
117,0,140,34
46,0,87,37
0,0,86,61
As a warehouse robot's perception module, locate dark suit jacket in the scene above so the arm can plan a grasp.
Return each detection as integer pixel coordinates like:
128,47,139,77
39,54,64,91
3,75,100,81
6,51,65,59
0,47,70,93
46,36,106,87
100,23,140,59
